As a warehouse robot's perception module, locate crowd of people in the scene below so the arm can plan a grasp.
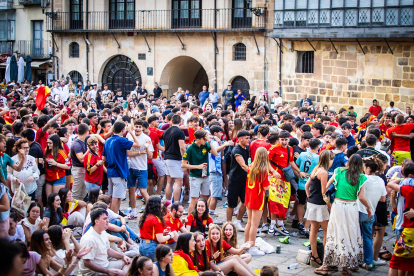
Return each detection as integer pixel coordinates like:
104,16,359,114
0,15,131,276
0,76,414,276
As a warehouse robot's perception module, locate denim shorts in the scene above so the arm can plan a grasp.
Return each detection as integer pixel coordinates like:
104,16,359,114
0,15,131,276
209,172,223,198
139,239,159,261
127,168,148,189
46,176,66,186
85,181,101,193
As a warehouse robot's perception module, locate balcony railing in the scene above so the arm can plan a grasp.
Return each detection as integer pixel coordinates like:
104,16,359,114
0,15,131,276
274,6,414,28
0,41,13,55
0,0,13,10
46,8,267,32
19,0,49,5
18,40,51,59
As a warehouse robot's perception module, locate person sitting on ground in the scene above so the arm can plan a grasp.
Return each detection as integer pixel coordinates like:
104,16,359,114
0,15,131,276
125,256,154,276
260,265,279,276
85,187,102,218
79,208,131,276
153,245,175,276
185,198,213,234
222,222,252,263
8,212,25,242
139,195,172,261
58,188,86,227
43,193,64,228
21,202,47,243
163,202,187,251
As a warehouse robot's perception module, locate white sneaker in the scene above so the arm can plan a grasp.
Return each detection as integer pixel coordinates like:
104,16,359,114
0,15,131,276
248,246,265,256
234,220,245,232
373,258,386,266
261,223,269,232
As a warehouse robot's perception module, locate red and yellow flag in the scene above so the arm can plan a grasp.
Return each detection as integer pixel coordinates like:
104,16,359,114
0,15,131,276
35,86,51,110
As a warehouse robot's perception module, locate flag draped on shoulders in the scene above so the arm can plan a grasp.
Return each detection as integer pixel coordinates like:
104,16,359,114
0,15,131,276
36,86,51,110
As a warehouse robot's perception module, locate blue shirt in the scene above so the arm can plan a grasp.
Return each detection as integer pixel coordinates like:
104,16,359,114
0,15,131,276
222,89,236,105
328,151,348,176
199,91,209,105
296,152,319,190
345,134,356,148
235,94,246,107
103,135,133,179
0,184,11,222
0,153,14,179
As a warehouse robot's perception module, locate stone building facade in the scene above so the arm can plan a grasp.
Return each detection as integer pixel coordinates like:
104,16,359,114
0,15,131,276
279,40,414,115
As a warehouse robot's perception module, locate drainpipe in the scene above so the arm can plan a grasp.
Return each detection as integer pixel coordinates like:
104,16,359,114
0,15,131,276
85,0,89,82
52,55,59,80
278,38,282,96
214,0,217,94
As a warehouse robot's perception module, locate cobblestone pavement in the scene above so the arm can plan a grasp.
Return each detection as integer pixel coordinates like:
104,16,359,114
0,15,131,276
121,192,393,276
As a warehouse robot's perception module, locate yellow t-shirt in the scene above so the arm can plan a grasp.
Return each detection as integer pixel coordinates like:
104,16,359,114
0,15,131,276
171,255,199,276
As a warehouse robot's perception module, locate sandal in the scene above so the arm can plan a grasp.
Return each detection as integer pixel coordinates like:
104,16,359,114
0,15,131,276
341,269,352,276
327,266,338,271
310,255,323,267
314,265,329,275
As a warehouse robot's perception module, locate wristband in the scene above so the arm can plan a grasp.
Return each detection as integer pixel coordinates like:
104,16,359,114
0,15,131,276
76,256,81,261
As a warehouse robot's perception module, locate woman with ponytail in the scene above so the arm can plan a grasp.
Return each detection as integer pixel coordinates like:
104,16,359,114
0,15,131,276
126,256,154,276
358,155,387,270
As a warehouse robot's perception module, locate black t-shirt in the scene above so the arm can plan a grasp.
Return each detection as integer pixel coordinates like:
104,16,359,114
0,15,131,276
29,141,45,175
114,94,124,102
228,145,249,185
293,145,306,162
70,137,88,167
154,87,162,98
164,126,185,161
355,147,381,159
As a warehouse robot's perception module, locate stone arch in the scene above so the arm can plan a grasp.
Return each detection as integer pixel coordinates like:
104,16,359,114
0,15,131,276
159,55,213,97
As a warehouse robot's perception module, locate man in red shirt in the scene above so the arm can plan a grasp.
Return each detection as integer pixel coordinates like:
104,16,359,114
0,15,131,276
148,115,164,139
1,106,18,125
250,125,271,162
84,136,105,192
88,112,99,134
163,202,187,250
35,110,65,152
268,131,304,236
387,114,414,165
369,99,382,117
379,113,393,134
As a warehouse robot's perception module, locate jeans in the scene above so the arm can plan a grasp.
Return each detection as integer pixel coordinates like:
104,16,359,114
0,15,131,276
85,181,100,194
359,212,376,264
139,239,159,261
109,219,139,241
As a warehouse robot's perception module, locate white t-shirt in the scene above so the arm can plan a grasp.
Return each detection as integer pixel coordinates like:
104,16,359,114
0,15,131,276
126,132,154,171
79,228,110,274
208,93,220,103
385,106,398,113
273,96,283,106
386,165,404,179
181,112,191,126
8,224,25,242
102,90,112,97
357,175,387,214
59,85,69,102
21,217,41,234
89,89,97,100
83,208,118,234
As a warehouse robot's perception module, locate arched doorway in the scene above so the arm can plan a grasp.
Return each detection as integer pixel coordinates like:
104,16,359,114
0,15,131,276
102,55,141,97
159,56,208,97
231,76,250,99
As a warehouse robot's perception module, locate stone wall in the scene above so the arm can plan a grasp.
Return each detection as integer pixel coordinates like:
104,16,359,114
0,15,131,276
280,40,414,115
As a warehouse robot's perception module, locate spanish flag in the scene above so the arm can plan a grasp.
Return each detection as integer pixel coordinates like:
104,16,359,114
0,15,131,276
35,86,51,110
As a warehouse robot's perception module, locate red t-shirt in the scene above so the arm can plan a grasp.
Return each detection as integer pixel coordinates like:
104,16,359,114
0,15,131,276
245,166,270,210
185,214,213,229
188,127,195,144
36,127,49,153
140,214,164,240
205,240,232,263
379,123,392,135
268,144,294,181
368,106,382,116
148,130,160,159
386,123,414,152
250,139,271,162
191,251,209,271
400,186,414,229
330,121,339,127
149,127,163,139
319,143,333,154
84,151,103,185
163,213,184,244
45,149,71,181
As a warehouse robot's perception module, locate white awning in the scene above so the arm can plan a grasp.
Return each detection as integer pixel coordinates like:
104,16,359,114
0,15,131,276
31,61,50,68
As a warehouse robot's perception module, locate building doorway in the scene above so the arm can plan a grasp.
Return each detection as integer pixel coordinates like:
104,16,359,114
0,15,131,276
101,55,141,97
159,56,208,97
231,76,250,99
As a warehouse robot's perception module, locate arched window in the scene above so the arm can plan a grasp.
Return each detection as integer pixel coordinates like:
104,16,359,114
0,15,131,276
233,43,246,61
68,71,83,84
69,42,79,58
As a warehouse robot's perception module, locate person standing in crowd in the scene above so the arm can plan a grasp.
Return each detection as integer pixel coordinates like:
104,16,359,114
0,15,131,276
300,93,313,108
387,114,414,165
154,82,162,99
222,83,236,111
126,119,153,220
103,120,141,214
163,114,186,202
70,123,90,200
369,99,382,117
182,130,217,214
198,86,209,106
315,154,371,275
